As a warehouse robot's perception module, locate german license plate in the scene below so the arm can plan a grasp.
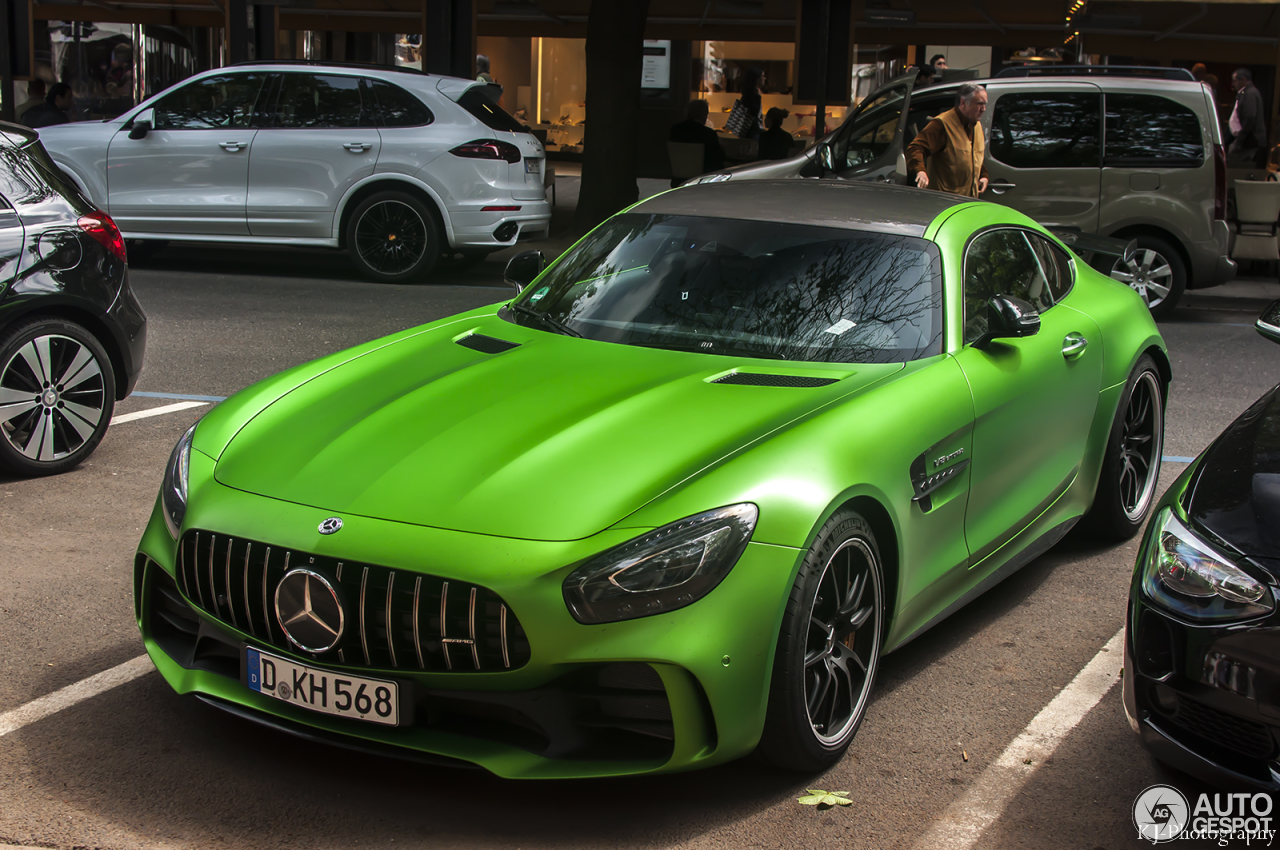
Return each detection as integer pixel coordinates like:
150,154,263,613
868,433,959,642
246,647,399,726
525,157,540,174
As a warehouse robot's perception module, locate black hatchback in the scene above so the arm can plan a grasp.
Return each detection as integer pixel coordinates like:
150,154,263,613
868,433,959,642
1124,301,1280,790
0,122,146,476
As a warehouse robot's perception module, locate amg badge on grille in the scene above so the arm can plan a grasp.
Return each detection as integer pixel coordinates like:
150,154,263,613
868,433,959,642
318,517,343,535
274,569,345,653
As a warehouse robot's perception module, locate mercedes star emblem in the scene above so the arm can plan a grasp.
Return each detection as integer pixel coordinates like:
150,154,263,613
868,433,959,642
274,569,345,653
319,517,343,535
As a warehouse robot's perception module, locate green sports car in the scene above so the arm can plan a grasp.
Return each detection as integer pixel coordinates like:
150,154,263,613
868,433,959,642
134,180,1168,778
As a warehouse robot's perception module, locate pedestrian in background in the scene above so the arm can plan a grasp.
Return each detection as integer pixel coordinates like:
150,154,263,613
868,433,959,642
914,64,936,88
476,54,495,84
22,83,75,129
1228,67,1267,166
16,79,45,124
669,99,725,185
758,107,792,160
739,67,764,139
930,54,948,80
906,83,989,197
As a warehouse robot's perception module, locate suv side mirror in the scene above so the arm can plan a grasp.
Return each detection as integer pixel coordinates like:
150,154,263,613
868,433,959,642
1257,299,1280,344
128,108,155,140
1122,238,1139,265
974,294,1041,349
505,250,544,293
816,141,836,175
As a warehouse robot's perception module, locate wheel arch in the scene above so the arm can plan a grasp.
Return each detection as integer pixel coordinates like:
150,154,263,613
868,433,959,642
0,302,129,400
1144,343,1173,400
334,177,452,249
825,494,900,644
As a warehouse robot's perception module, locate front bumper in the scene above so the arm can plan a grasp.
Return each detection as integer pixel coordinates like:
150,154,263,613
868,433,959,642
134,466,800,778
1123,470,1280,791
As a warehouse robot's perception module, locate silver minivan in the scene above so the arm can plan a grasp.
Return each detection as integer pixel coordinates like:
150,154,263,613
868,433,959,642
698,71,1235,317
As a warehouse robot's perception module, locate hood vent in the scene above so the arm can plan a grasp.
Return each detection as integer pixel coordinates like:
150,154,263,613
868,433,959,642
457,333,521,354
712,373,838,388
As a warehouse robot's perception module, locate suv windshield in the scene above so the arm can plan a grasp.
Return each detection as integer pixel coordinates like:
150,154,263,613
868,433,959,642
504,213,943,364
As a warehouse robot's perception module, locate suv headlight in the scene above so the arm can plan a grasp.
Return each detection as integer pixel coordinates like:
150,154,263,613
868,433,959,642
1141,507,1274,621
563,504,758,624
161,424,196,539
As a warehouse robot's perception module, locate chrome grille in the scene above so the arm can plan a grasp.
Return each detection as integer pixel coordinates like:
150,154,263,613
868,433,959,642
177,530,531,672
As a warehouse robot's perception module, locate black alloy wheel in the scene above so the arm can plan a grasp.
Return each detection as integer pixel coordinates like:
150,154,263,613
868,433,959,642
346,190,440,284
1109,236,1186,319
1084,354,1165,541
759,509,883,772
0,318,116,476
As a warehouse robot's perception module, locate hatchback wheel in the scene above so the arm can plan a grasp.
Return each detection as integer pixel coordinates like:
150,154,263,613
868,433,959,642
0,318,116,476
1109,237,1186,319
1084,354,1164,541
346,191,441,284
758,509,883,772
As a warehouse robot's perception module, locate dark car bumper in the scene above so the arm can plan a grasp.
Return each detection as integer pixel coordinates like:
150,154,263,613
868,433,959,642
107,272,147,397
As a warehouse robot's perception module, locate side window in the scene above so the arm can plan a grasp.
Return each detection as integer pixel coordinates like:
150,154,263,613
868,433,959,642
903,94,953,153
458,87,529,133
366,79,434,128
154,73,267,130
1104,93,1204,167
988,92,1101,168
1026,233,1074,303
830,84,907,171
963,229,1054,345
272,74,369,129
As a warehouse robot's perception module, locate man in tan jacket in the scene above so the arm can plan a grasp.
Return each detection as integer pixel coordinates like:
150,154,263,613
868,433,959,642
906,83,990,197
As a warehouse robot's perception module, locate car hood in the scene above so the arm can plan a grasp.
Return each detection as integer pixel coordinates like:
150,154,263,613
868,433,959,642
213,316,900,541
1187,383,1280,558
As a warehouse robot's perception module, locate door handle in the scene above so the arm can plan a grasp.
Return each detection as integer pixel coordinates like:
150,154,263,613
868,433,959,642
988,181,1016,195
1062,333,1089,359
218,141,246,151
343,142,372,152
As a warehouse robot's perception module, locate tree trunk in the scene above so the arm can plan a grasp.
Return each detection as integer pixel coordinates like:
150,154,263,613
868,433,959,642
573,0,652,232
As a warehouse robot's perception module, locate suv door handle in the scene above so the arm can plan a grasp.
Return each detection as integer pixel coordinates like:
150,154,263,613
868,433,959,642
218,141,246,151
1062,333,1089,359
343,143,372,152
988,181,1016,195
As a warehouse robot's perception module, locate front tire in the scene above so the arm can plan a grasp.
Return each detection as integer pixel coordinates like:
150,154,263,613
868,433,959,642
0,318,116,476
1109,236,1186,319
345,191,441,284
758,509,884,772
1084,354,1165,541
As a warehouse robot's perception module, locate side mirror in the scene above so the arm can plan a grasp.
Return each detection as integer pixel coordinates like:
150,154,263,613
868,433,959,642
504,250,544,293
974,294,1040,349
1122,238,1139,265
817,141,836,175
128,108,155,140
1257,299,1280,344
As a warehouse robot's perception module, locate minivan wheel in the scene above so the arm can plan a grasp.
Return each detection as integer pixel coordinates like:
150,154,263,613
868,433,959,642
0,318,116,476
346,191,441,284
1109,236,1186,319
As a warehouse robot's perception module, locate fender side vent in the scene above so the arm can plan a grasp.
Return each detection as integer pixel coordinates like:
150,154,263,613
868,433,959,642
457,334,521,354
712,373,838,388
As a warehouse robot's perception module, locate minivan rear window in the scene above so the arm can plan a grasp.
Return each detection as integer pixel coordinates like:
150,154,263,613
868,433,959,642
1104,93,1204,167
458,87,530,134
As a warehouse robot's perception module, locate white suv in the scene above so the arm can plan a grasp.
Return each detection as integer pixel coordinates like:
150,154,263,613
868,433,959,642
37,62,551,283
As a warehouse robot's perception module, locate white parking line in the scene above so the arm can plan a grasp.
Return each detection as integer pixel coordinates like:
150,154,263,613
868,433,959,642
909,628,1125,850
0,655,152,738
111,401,207,424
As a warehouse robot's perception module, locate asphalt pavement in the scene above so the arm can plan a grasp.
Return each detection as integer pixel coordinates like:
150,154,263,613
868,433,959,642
1,234,1278,849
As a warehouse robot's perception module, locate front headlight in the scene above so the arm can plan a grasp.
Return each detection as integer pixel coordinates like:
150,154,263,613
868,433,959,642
161,424,196,539
1141,507,1274,621
563,504,758,624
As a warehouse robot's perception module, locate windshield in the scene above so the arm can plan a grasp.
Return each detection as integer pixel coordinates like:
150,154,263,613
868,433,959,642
504,213,943,364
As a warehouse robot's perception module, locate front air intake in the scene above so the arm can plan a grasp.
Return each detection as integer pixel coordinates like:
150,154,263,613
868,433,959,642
712,373,838,388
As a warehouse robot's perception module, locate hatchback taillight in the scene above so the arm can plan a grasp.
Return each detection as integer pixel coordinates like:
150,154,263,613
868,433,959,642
1213,143,1227,221
77,210,127,263
450,139,522,164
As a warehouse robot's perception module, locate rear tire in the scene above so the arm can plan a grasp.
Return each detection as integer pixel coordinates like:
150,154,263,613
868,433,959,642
1109,236,1186,319
345,191,441,284
0,318,116,477
758,509,883,772
1083,354,1165,541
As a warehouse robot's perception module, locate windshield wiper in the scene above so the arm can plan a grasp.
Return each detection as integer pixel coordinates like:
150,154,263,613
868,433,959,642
508,302,582,338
